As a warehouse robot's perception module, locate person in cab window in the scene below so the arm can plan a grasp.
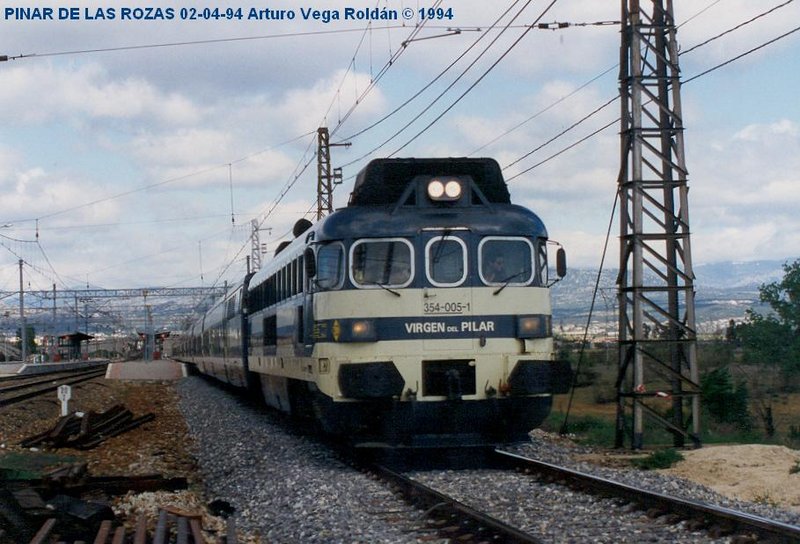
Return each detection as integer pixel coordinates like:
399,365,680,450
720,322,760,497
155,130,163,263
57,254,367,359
485,254,507,282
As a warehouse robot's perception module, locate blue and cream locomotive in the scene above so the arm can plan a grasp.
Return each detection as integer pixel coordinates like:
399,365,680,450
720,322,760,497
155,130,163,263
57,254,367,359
175,157,571,446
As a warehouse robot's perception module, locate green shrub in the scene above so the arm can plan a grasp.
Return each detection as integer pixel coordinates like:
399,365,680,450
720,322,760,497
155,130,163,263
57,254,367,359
631,448,684,470
544,412,617,446
700,367,752,430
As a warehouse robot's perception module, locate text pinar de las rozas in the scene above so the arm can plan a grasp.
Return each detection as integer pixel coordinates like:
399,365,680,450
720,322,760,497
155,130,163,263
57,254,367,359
4,6,455,22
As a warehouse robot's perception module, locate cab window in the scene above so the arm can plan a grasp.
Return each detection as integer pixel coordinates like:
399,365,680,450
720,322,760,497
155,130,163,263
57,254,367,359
316,242,345,290
479,237,534,286
426,237,466,287
351,239,413,288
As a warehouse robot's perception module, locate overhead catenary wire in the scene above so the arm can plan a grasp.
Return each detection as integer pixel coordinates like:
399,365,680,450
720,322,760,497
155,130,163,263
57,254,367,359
337,0,526,155
5,0,798,297
0,26,424,61
680,0,795,56
4,130,315,226
387,0,562,157
501,1,800,179
339,0,552,168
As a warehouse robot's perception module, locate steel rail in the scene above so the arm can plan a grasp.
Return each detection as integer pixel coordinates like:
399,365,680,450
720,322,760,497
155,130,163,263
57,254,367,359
0,367,107,407
371,462,544,544
0,368,105,393
494,449,800,543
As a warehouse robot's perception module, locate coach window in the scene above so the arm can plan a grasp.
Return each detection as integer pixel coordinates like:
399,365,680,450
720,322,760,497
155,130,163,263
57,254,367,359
316,242,345,290
350,238,413,288
426,236,467,287
479,237,535,286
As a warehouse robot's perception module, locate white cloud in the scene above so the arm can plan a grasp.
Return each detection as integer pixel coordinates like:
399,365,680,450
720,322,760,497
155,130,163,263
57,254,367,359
0,62,201,126
275,69,387,134
734,119,799,141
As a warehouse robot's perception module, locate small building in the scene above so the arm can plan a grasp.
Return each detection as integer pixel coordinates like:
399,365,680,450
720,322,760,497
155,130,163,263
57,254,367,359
57,332,93,361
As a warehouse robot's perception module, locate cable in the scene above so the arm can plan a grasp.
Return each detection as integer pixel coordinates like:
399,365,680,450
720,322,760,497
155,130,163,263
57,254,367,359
684,23,800,84
503,96,618,172
339,0,540,168
327,3,441,138
560,188,620,436
1,26,418,61
337,0,523,148
5,130,314,226
681,0,795,55
503,2,800,180
505,117,618,182
389,0,562,157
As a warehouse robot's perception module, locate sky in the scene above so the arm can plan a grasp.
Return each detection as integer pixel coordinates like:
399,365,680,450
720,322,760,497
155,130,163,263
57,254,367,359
1,0,799,299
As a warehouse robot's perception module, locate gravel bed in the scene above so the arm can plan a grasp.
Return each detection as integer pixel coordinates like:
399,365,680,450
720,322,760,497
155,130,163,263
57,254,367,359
507,431,800,528
410,468,723,543
175,376,438,543
176,376,799,543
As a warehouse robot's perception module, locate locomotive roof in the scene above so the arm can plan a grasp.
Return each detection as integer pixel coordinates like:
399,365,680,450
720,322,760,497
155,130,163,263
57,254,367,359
348,157,510,206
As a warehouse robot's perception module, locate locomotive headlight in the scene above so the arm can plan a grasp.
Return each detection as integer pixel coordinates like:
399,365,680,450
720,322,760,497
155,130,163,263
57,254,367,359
350,319,377,342
427,179,445,199
427,178,462,201
517,315,552,339
444,179,462,199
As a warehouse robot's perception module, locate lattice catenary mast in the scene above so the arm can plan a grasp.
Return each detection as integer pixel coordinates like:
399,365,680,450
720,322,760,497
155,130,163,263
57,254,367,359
616,0,701,449
316,127,349,220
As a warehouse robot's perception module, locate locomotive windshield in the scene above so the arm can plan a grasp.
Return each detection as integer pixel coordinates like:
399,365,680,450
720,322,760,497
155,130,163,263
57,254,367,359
426,236,467,286
351,238,413,288
479,237,536,286
316,242,345,290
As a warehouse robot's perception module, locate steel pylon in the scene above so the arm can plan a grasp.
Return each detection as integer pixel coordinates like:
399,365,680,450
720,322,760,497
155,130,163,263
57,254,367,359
616,0,701,449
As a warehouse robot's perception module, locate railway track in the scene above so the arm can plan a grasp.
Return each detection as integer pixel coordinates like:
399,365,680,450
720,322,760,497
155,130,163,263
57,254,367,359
493,449,800,543
0,366,108,407
368,459,543,543
356,447,800,543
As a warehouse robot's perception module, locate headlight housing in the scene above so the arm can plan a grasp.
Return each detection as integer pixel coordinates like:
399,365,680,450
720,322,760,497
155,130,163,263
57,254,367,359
348,319,377,342
516,314,552,338
427,178,462,201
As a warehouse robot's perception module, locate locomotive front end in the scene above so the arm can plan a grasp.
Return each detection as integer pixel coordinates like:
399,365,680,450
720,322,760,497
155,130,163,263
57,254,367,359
305,158,571,446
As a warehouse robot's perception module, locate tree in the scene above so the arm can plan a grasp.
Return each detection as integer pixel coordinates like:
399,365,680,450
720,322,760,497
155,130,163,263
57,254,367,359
734,259,800,436
15,325,37,355
737,259,800,378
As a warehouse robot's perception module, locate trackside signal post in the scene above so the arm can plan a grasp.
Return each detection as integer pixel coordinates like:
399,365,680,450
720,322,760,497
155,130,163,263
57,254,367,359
617,0,701,449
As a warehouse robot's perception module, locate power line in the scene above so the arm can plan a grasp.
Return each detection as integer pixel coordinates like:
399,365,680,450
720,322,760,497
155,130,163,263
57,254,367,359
501,2,800,179
326,2,442,138
338,0,524,148
5,130,315,226
504,117,617,182
0,26,419,61
388,0,562,157
466,0,739,161
471,65,617,157
338,0,541,168
684,23,800,84
681,0,795,56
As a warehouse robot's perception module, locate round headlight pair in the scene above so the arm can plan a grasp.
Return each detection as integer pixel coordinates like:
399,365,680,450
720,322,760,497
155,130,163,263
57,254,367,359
427,178,462,201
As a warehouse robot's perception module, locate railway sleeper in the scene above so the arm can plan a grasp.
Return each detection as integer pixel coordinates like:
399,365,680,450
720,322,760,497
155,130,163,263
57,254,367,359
25,509,237,544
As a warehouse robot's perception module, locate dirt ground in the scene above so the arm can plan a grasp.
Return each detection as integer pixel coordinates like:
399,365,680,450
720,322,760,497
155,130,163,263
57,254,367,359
3,375,800,540
661,444,800,512
0,376,232,541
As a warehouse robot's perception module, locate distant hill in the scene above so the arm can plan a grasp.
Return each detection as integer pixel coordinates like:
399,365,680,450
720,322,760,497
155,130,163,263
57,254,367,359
552,259,788,330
